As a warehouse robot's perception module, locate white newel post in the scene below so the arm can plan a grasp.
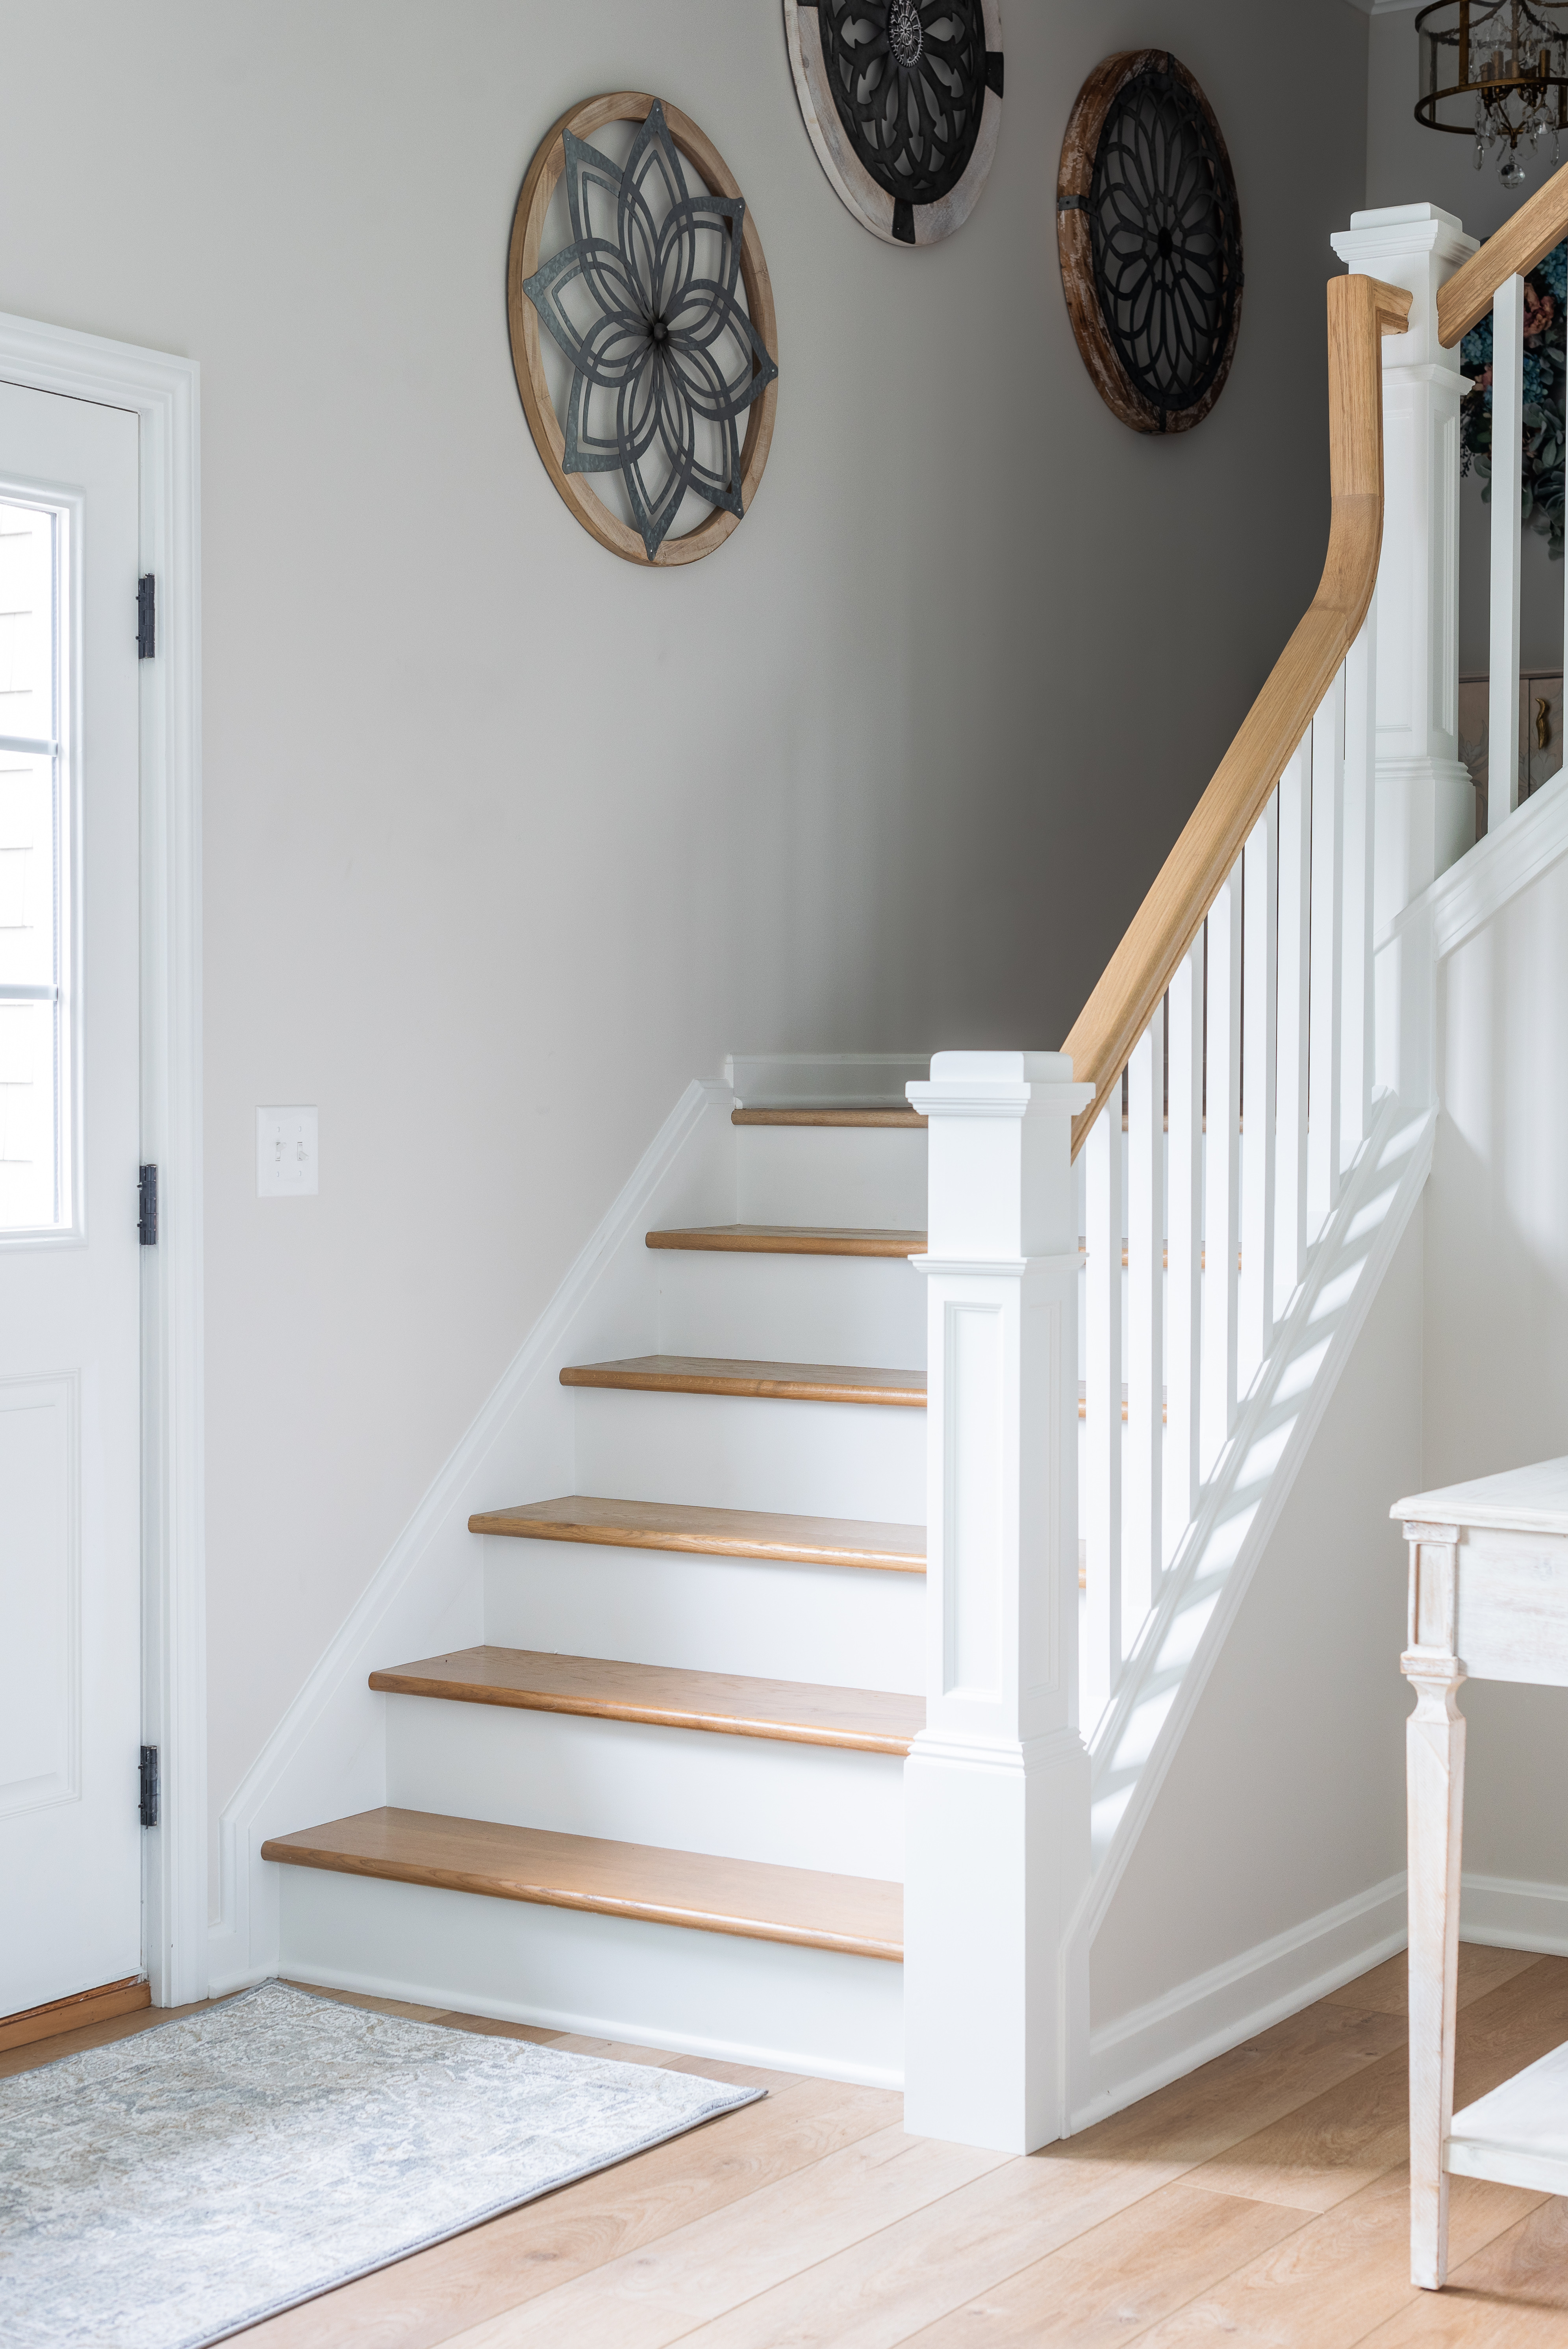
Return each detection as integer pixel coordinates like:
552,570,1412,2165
1329,205,1476,1105
902,1051,1093,2153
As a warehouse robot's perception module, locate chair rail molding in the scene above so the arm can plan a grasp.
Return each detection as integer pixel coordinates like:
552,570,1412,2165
0,306,205,2007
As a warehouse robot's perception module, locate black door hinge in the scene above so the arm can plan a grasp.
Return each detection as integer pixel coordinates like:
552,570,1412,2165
137,575,156,660
138,1163,158,1245
139,1745,159,1829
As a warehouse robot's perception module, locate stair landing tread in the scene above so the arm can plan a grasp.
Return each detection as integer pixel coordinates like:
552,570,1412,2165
467,1494,925,1572
732,1106,926,1128
368,1646,923,1754
559,1355,926,1406
260,1807,903,1961
646,1223,925,1257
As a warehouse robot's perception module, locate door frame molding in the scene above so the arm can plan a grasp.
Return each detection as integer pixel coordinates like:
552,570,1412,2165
0,311,206,2006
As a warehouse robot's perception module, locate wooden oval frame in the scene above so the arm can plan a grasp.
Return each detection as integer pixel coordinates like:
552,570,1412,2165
506,93,780,567
782,0,1003,248
1057,51,1242,436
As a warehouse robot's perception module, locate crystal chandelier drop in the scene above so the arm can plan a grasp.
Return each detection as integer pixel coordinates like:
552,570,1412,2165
1416,0,1568,186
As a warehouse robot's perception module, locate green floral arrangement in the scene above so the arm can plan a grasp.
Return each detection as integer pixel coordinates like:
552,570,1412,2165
1461,240,1568,558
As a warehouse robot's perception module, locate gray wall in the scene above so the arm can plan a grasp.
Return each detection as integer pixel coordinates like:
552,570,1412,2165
0,1,1367,1871
1367,2,1566,674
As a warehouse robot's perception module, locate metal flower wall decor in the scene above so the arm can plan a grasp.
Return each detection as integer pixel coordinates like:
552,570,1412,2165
507,97,780,568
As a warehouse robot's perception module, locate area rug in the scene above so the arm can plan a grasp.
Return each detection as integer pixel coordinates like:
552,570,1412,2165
0,1976,764,2349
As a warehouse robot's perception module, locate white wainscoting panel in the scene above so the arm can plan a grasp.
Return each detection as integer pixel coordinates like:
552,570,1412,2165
0,1372,79,1815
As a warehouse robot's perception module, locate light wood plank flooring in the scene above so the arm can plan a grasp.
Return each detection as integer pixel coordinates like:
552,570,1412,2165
7,1944,1568,2345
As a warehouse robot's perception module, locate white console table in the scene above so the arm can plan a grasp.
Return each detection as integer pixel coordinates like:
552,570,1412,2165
1394,1458,1568,2290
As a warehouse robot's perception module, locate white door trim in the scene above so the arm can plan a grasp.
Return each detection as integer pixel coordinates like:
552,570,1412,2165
0,310,205,2006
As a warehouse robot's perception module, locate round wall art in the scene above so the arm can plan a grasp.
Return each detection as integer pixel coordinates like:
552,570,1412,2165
1056,51,1242,435
783,0,1004,246
507,93,780,567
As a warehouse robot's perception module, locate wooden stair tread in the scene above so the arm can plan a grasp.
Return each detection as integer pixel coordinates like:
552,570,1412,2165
368,1646,923,1754
646,1223,925,1257
731,1106,926,1128
467,1494,925,1572
559,1355,926,1406
260,1808,903,1961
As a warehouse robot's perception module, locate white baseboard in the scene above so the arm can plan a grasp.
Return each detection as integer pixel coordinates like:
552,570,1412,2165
1461,1873,1568,1956
207,1077,735,1997
1072,1873,1408,2133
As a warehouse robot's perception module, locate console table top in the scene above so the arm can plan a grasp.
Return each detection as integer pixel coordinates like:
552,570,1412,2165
1391,1454,1568,1537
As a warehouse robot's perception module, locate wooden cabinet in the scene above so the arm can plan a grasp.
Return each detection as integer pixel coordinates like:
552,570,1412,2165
1457,671,1563,838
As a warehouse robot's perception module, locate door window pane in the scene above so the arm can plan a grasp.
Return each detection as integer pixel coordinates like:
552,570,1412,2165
0,500,55,741
0,499,65,1235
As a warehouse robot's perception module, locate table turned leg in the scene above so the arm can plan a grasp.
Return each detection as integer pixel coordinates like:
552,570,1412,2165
1404,1634,1466,2290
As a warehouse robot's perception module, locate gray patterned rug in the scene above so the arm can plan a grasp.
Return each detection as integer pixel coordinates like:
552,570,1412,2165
0,1977,764,2348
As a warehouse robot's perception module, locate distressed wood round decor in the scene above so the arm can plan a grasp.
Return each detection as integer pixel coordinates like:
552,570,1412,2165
506,93,780,567
783,0,1004,247
1057,51,1242,436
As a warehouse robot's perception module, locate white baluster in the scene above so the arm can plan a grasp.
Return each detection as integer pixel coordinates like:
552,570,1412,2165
1164,942,1203,1568
1125,1016,1163,1633
1083,1098,1122,1731
1309,668,1346,1237
1239,795,1277,1397
1488,271,1524,839
1341,608,1376,1169
1275,736,1312,1311
1201,881,1241,1477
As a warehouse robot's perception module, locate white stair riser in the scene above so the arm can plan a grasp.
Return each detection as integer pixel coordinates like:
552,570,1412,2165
482,1537,925,1692
277,1867,904,2087
654,1250,924,1366
572,1388,927,1521
736,1125,927,1228
385,1699,906,1878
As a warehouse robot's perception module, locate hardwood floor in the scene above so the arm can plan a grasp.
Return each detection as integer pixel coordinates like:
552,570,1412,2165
7,1945,1568,2344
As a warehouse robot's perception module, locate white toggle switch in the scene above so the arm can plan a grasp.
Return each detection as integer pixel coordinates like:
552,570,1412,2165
257,1106,319,1198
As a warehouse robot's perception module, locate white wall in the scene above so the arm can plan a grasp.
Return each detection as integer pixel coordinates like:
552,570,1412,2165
0,2,1366,1889
1089,1208,1423,2043
1427,847,1568,1894
1366,1,1566,677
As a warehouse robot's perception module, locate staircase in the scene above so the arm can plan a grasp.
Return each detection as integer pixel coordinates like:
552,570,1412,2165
262,1107,931,2086
241,176,1568,2155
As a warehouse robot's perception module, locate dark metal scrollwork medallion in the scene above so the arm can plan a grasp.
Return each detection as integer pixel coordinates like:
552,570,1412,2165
1057,52,1243,435
507,94,780,566
784,0,1004,247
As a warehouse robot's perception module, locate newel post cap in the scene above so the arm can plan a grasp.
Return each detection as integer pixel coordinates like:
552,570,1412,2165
908,1051,1094,1118
911,1051,1087,1261
1330,204,1477,372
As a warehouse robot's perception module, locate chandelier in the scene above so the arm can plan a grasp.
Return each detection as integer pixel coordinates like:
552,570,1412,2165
1416,0,1568,185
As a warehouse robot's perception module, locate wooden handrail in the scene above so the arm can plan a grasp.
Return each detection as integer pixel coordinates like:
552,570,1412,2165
1438,159,1568,349
1060,274,1412,1158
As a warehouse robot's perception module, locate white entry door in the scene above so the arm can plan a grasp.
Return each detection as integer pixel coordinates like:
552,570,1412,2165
0,381,142,2016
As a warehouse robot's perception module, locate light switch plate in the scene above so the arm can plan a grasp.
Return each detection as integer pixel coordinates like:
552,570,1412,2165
257,1106,319,1198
